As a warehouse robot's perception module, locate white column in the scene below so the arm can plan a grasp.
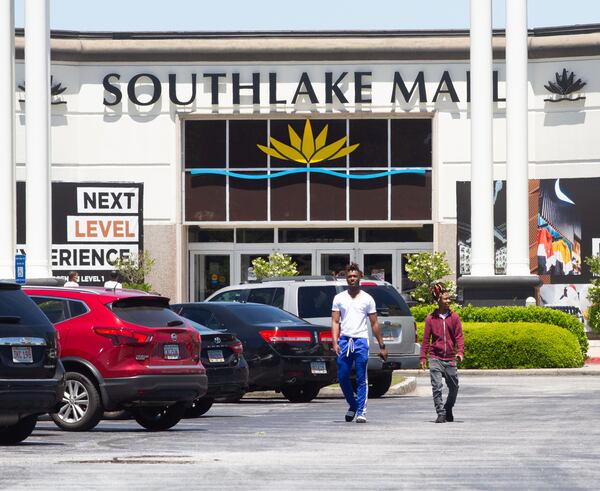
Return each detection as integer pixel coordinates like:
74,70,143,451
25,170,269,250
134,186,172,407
506,0,531,276
469,0,495,276
0,0,15,279
25,0,52,278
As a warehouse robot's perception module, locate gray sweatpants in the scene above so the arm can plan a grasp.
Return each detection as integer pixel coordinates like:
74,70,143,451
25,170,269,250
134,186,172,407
429,358,459,416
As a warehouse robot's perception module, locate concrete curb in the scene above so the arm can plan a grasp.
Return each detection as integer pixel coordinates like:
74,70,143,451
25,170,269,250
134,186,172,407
398,367,600,376
243,377,418,400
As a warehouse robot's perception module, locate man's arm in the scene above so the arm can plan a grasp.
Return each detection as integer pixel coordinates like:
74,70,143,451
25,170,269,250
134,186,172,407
368,312,388,361
420,317,432,369
454,315,465,362
331,310,341,355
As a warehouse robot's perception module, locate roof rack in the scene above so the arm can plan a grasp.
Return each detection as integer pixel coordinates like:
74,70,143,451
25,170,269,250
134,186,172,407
256,275,337,282
23,285,103,295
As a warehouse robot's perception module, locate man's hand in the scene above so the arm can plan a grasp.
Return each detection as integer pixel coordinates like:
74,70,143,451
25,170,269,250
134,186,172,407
379,347,388,362
420,359,427,370
333,343,341,356
456,354,463,363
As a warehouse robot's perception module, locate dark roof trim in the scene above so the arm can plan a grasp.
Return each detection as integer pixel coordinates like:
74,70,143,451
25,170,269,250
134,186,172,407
13,23,600,63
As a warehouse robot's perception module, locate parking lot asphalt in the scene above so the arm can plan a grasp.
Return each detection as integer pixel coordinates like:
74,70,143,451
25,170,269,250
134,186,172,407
2,374,600,491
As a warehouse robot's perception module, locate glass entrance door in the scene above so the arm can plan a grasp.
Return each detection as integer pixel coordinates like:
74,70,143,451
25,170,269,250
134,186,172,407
317,251,352,277
191,253,231,301
361,252,395,284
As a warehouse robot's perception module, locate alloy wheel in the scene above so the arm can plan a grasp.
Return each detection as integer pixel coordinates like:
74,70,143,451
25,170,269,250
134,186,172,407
58,379,90,423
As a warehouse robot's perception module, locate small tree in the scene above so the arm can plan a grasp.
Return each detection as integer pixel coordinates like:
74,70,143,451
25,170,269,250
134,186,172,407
110,250,156,292
405,251,456,304
585,255,600,332
251,253,298,280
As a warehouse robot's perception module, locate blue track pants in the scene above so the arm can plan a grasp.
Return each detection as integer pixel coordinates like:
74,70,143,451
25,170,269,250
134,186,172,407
337,336,369,416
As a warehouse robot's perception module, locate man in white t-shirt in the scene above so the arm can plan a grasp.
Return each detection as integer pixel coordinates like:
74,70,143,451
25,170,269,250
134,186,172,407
104,270,122,290
331,263,388,423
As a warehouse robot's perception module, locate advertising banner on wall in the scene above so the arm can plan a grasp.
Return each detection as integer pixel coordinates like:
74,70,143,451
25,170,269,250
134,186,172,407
457,177,600,321
17,182,144,285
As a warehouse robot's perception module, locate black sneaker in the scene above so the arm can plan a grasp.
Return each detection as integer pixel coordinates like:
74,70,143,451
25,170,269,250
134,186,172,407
345,409,357,422
435,414,447,423
445,408,454,422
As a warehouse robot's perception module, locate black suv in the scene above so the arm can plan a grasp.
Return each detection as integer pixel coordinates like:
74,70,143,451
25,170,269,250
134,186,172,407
0,282,64,444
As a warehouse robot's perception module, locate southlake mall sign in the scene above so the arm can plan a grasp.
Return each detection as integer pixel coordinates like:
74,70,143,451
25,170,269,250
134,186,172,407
102,70,506,106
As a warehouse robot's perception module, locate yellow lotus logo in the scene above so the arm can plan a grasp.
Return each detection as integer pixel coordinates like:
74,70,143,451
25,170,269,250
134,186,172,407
257,119,359,165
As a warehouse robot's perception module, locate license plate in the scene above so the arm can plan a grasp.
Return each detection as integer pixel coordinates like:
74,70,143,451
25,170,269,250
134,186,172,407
310,361,327,374
382,329,396,341
12,346,33,364
208,349,225,363
163,344,180,360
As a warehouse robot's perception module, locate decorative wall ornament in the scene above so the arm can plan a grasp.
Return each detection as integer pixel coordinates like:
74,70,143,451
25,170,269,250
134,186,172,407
190,119,427,180
18,76,67,105
544,69,586,102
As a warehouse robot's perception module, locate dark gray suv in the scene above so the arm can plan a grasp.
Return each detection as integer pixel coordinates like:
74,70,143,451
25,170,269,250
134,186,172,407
0,282,65,444
206,276,420,397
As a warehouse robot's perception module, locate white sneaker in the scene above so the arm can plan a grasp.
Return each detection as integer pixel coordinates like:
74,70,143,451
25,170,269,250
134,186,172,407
356,414,367,423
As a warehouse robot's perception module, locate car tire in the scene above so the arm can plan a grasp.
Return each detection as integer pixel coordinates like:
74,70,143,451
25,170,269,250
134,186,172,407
132,403,186,431
51,371,103,432
0,415,37,445
184,397,214,418
281,383,321,403
368,372,393,398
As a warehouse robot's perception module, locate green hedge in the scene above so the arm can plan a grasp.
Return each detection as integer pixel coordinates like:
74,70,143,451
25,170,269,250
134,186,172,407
411,305,588,355
417,322,584,368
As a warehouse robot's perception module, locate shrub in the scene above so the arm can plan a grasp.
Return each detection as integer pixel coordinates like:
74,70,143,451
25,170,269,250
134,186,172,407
588,304,600,334
417,322,583,368
251,253,298,280
110,251,156,289
412,305,588,355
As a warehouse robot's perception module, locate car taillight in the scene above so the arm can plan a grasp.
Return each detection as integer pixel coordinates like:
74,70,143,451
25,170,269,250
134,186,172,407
319,332,333,343
259,329,312,343
93,327,153,345
360,281,377,286
48,331,60,359
231,341,243,354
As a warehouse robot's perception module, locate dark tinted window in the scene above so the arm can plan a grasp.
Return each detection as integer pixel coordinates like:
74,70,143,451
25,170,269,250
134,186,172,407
69,300,88,317
236,229,274,243
229,305,307,325
354,286,412,317
177,307,224,330
111,297,184,327
247,288,285,309
31,298,69,324
298,286,338,318
188,228,234,242
210,290,246,302
0,288,50,325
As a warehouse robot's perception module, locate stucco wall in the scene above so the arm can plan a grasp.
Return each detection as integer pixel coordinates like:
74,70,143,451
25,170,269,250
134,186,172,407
145,223,178,300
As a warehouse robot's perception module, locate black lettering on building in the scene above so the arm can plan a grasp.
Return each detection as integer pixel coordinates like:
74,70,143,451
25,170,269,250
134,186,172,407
168,73,197,105
232,73,260,105
391,71,427,103
354,72,372,103
325,72,349,104
102,73,122,106
127,73,161,106
291,72,319,104
203,73,227,105
432,71,459,103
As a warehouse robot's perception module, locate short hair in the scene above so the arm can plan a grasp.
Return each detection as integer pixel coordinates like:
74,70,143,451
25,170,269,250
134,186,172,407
344,262,363,277
68,271,78,281
430,282,447,302
110,271,119,280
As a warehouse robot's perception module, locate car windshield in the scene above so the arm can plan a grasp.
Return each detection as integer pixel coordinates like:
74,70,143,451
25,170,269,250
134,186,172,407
229,304,308,325
342,285,412,317
111,297,185,327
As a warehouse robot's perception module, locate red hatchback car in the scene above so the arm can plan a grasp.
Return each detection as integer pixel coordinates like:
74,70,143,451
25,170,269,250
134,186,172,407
23,286,207,432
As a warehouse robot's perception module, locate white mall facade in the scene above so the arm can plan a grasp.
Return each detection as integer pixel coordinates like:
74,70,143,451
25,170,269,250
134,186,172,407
4,22,600,305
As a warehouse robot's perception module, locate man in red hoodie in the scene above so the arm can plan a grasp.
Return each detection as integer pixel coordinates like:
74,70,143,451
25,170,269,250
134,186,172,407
420,283,464,423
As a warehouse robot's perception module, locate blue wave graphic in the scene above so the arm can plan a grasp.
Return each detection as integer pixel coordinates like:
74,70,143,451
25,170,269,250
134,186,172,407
190,168,427,180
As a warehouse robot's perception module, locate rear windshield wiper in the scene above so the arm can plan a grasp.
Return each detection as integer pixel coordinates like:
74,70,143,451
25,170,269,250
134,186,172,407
167,319,184,327
0,315,22,323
